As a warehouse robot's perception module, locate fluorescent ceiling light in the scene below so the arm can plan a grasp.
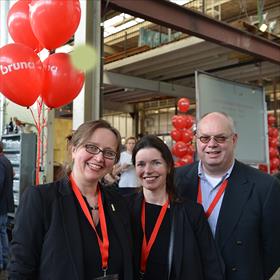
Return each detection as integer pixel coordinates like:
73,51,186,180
259,23,268,32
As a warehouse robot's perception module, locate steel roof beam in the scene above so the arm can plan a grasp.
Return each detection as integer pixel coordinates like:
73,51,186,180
105,0,280,65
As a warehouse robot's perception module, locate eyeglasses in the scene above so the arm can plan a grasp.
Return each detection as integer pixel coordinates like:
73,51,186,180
84,144,117,160
197,135,233,144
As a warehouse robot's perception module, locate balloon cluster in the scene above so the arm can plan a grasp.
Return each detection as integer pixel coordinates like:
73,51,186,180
259,114,279,174
170,98,195,167
0,0,84,109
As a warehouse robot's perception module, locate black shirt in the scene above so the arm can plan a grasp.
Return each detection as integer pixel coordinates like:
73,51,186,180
74,194,124,279
139,202,171,280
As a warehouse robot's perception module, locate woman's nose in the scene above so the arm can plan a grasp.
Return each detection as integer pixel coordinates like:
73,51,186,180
144,163,153,173
94,151,104,161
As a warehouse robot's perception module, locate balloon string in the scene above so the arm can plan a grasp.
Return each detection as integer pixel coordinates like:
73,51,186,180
29,98,43,185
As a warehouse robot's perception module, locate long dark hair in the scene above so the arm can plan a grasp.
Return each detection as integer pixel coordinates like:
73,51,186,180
132,135,177,201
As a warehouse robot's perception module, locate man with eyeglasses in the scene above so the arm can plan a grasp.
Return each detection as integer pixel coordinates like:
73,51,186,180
175,111,280,280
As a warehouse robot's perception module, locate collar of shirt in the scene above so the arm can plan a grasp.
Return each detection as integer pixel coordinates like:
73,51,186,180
198,160,235,189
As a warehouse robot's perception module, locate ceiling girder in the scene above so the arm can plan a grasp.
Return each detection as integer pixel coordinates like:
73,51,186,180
103,71,195,99
105,0,280,65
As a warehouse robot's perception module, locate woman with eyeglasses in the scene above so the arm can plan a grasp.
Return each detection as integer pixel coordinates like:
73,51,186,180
9,120,133,280
128,135,224,280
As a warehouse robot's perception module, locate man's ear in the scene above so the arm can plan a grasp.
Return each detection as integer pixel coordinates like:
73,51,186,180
233,133,238,145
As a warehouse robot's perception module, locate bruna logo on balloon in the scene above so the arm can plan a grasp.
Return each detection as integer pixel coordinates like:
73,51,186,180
0,63,58,75
0,62,40,75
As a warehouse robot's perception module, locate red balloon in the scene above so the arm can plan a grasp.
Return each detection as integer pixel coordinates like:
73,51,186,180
272,128,279,139
177,98,190,113
259,164,268,173
183,114,194,129
181,129,193,143
171,115,178,127
186,144,195,156
269,147,278,159
7,0,42,52
174,160,186,167
269,137,278,148
268,127,278,139
0,43,43,107
172,141,188,158
170,129,182,142
267,114,276,126
181,154,193,164
172,115,186,129
41,53,85,108
29,0,81,50
270,157,280,169
270,168,279,174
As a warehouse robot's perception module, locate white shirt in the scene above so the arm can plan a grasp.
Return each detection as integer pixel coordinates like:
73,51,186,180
198,161,234,236
118,151,140,188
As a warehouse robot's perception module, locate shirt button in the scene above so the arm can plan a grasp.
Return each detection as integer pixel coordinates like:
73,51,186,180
236,240,242,245
231,267,237,272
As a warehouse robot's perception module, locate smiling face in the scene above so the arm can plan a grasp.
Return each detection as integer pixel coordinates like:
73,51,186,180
135,147,168,196
71,128,118,187
196,112,238,177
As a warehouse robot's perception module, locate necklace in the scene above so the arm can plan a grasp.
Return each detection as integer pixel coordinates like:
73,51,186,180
89,205,99,211
82,195,99,211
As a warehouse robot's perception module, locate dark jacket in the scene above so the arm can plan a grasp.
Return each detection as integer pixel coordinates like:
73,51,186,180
175,160,280,280
0,154,14,215
8,177,133,280
128,192,224,280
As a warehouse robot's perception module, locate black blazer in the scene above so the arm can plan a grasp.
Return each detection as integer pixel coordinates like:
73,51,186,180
175,160,280,280
8,177,133,280
0,154,14,214
128,192,224,280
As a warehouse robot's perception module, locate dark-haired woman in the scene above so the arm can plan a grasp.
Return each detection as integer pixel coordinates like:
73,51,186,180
9,120,133,280
128,135,224,280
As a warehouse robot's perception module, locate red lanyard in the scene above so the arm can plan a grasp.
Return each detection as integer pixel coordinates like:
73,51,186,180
197,178,228,219
140,197,169,273
70,175,109,271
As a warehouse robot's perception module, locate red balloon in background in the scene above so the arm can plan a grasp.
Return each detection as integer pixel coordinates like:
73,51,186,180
29,0,81,50
272,127,279,139
268,114,276,126
177,98,190,113
269,147,278,159
170,129,182,142
174,160,186,167
181,129,193,143
172,141,188,158
0,43,43,107
270,157,280,169
172,115,178,127
41,53,84,108
268,127,278,138
259,164,268,173
268,127,273,137
181,115,194,129
7,0,42,52
270,167,279,174
181,154,193,164
172,115,186,129
269,137,278,148
186,144,195,156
